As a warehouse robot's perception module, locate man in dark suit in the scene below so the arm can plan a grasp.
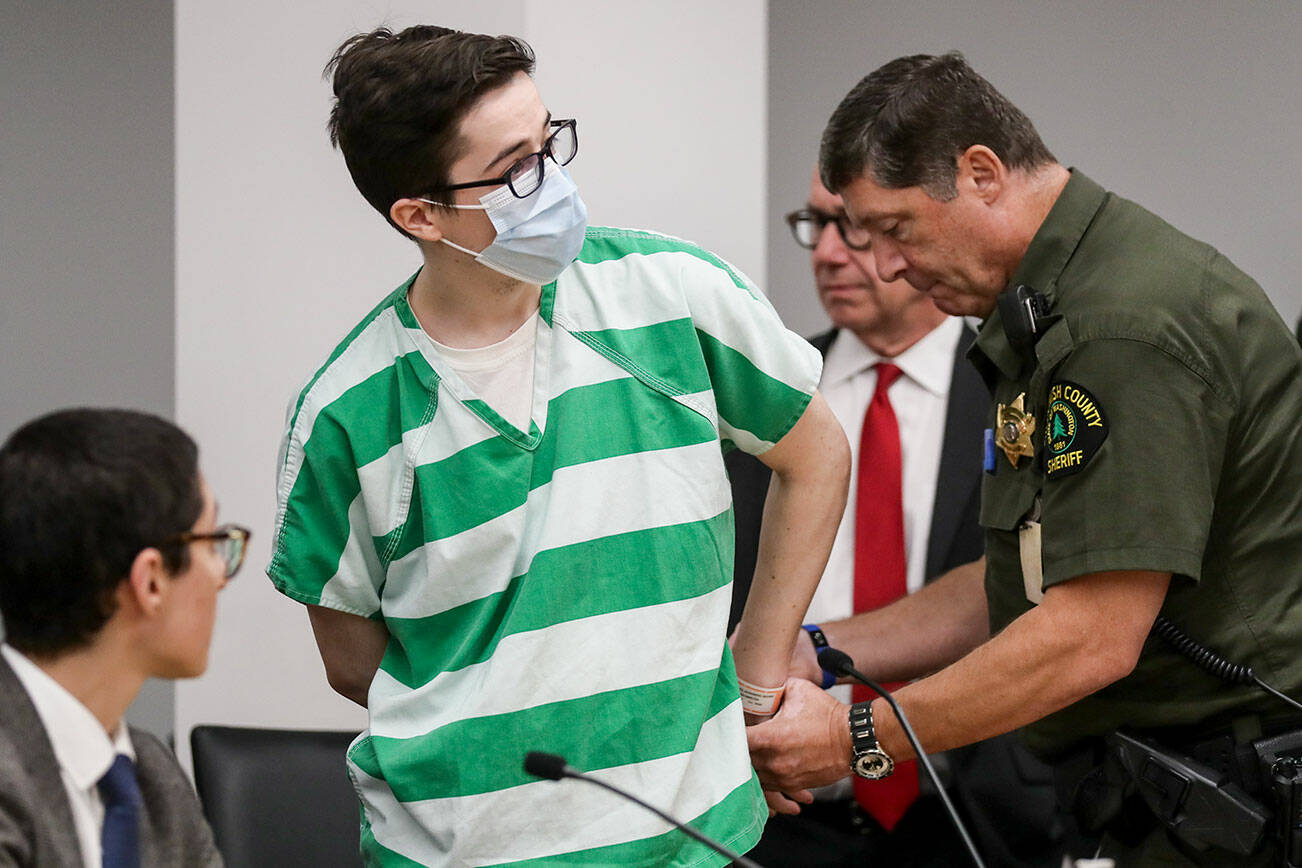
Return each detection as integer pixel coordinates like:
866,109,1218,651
728,170,1062,866
0,408,238,867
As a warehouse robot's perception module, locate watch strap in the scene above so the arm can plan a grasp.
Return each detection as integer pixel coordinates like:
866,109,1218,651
848,699,894,779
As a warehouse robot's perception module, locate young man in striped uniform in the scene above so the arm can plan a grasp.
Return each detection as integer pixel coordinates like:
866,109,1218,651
267,25,848,866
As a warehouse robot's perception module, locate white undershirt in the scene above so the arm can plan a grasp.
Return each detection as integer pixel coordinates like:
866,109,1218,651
2,644,135,868
429,310,540,432
807,316,963,623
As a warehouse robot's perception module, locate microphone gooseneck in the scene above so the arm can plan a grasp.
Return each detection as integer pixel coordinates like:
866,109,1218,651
523,752,765,868
817,647,987,868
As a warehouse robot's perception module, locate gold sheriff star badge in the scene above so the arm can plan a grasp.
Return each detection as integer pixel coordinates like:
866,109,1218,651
996,393,1036,468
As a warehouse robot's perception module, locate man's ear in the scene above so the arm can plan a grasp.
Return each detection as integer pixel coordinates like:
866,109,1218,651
390,198,444,243
123,547,168,619
958,145,1006,204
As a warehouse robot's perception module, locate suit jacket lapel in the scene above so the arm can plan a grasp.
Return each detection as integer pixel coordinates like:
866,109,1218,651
0,653,86,865
809,329,836,358
924,326,987,580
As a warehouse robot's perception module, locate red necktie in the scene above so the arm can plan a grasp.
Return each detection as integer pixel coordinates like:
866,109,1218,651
851,362,919,830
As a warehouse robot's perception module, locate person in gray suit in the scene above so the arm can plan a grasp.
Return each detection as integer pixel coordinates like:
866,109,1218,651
727,170,1065,866
0,408,238,867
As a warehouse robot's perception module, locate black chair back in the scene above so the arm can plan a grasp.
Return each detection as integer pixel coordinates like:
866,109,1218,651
190,725,362,868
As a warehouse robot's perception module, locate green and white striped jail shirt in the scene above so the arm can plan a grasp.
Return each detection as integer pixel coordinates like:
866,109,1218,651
268,227,822,866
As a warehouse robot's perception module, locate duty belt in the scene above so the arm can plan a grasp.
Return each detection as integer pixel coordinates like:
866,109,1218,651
1054,720,1302,863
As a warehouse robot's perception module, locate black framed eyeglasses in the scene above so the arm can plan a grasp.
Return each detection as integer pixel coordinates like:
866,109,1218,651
157,524,251,579
784,208,871,251
430,119,578,200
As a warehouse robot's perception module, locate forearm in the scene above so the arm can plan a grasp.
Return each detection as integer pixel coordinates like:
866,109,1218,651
872,570,1170,762
750,570,1171,793
817,558,990,683
870,606,1109,762
731,392,849,700
798,606,1094,788
307,605,389,707
332,678,373,707
732,469,844,688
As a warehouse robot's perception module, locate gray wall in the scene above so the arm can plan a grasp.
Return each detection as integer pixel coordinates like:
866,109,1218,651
767,0,1302,337
1,0,176,738
4,0,1299,746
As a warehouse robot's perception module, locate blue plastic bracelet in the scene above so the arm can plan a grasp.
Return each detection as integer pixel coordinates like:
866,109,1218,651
802,624,837,689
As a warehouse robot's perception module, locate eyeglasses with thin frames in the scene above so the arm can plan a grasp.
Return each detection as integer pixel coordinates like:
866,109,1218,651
427,118,578,200
156,524,251,579
784,208,872,251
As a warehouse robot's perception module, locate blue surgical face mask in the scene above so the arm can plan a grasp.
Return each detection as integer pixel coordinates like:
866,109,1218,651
423,159,588,286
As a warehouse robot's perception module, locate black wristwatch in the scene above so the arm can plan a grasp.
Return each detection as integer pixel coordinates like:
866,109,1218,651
848,700,894,780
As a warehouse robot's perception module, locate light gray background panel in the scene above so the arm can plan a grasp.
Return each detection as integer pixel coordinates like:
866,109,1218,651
2,0,176,738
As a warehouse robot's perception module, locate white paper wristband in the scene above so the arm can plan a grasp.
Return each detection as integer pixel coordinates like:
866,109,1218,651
737,677,785,715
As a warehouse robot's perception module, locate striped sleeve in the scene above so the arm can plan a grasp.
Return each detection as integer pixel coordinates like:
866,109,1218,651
680,251,822,455
267,396,383,618
562,229,820,454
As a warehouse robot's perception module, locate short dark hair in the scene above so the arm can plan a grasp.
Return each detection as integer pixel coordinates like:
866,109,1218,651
325,25,536,234
820,52,1056,199
0,408,203,656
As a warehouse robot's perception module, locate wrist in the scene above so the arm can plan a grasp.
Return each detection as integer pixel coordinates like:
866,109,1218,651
802,624,838,689
737,676,785,716
833,700,853,771
869,697,911,762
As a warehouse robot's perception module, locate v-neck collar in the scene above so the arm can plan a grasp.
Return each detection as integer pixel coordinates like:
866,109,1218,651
396,271,558,450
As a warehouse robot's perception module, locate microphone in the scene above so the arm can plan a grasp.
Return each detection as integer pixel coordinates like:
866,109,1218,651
522,752,765,868
523,751,570,781
817,648,988,868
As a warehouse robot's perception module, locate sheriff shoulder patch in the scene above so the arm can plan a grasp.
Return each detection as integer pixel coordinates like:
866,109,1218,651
1044,380,1108,479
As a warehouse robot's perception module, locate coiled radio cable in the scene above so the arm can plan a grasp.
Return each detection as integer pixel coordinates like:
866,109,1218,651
1151,616,1302,714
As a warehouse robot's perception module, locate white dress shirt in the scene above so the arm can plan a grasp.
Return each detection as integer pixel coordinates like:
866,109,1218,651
807,315,964,624
2,644,136,868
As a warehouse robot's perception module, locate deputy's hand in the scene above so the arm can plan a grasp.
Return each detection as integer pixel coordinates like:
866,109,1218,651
763,786,813,817
747,677,852,792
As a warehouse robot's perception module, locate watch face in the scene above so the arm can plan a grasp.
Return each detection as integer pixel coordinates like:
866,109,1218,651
852,749,895,780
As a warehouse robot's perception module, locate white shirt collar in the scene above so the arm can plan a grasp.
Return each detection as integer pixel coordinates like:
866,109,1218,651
822,316,963,397
1,644,135,792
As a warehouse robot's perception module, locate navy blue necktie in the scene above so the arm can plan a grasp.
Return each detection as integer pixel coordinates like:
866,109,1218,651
97,753,142,868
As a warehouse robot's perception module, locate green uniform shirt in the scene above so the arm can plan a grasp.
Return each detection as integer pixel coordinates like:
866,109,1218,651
972,170,1302,759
